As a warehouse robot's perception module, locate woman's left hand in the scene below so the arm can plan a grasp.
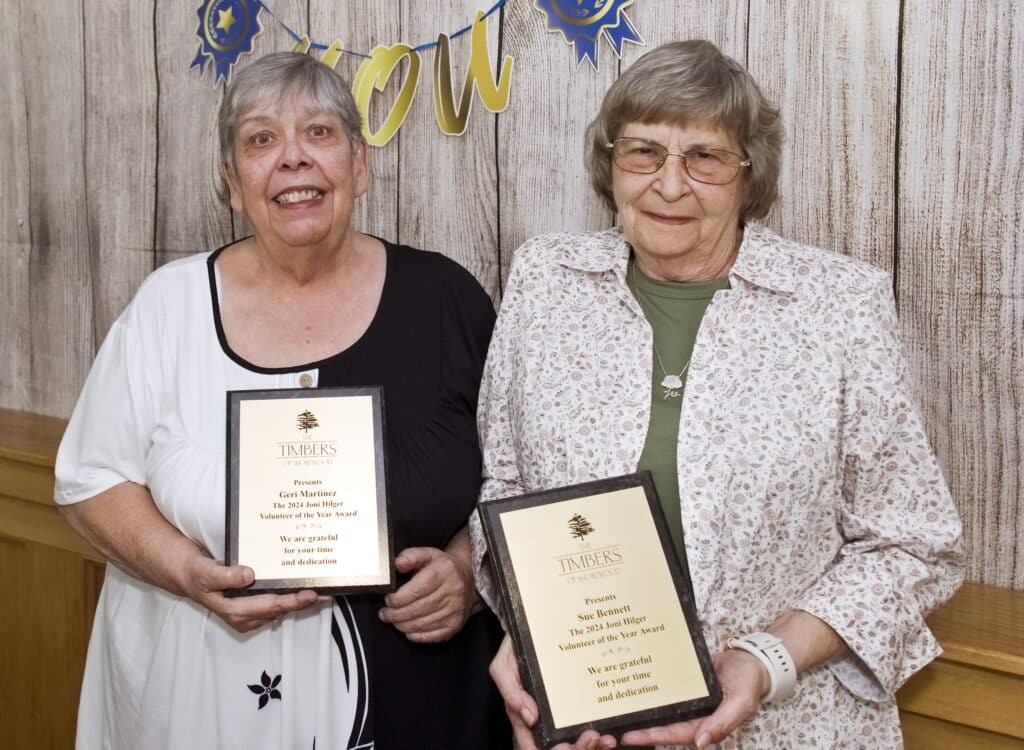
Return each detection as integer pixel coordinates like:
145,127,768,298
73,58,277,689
620,648,769,749
378,543,479,643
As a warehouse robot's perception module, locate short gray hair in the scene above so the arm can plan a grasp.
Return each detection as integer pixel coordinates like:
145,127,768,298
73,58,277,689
217,52,363,195
585,40,782,221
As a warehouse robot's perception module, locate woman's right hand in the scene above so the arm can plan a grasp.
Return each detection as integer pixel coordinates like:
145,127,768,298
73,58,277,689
490,634,617,750
59,482,325,633
181,553,324,633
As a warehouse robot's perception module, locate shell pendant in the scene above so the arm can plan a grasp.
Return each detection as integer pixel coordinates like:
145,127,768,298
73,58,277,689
660,374,683,399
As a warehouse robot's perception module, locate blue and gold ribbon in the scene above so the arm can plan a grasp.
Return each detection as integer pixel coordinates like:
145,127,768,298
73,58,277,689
190,0,265,84
534,0,644,69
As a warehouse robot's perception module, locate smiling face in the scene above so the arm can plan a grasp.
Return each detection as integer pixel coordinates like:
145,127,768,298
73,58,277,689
223,91,368,252
612,120,746,280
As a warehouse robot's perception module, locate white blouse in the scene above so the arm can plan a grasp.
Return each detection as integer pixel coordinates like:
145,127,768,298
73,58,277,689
55,252,368,750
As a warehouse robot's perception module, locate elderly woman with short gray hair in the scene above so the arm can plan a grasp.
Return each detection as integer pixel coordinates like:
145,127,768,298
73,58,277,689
473,40,963,749
56,52,509,749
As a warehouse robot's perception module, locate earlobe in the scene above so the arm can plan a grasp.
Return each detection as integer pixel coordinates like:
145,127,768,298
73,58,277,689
222,162,244,213
353,140,370,198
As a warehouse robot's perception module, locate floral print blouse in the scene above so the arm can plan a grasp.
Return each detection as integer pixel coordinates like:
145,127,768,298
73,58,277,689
470,224,964,748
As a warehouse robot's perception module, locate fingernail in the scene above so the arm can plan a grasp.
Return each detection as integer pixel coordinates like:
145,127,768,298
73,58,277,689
377,609,386,621
696,732,712,749
520,706,534,725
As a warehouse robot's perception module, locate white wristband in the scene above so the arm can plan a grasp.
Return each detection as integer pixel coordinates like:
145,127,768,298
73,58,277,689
726,632,797,703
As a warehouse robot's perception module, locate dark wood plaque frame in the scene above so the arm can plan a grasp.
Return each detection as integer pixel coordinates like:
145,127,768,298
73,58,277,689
225,386,393,596
479,472,721,748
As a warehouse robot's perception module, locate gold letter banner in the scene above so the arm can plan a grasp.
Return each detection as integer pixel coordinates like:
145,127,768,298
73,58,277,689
202,1,514,146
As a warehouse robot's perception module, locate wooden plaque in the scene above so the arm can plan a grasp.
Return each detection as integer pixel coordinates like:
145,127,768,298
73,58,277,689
479,473,720,747
225,386,393,595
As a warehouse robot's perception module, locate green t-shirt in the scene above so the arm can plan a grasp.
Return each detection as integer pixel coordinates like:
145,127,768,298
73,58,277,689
627,262,730,557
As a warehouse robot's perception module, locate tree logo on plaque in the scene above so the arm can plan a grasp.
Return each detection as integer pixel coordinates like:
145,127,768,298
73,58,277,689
568,513,596,540
557,513,622,578
297,410,320,435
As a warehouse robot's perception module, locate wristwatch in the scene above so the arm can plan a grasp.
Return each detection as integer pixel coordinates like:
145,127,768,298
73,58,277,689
725,632,797,703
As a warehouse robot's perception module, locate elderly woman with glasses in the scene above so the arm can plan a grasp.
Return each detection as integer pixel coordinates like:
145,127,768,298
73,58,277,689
471,40,963,749
55,53,509,749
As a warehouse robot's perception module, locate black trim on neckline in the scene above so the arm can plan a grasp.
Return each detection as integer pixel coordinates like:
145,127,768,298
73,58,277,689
206,238,392,374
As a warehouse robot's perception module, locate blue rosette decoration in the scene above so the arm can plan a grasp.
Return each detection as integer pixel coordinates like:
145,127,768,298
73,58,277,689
190,0,265,84
534,0,644,69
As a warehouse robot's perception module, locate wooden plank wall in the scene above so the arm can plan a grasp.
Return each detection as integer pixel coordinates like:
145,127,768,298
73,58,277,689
0,0,1020,588
898,0,1024,586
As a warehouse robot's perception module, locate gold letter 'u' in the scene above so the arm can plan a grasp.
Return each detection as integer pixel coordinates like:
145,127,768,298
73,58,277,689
433,10,514,135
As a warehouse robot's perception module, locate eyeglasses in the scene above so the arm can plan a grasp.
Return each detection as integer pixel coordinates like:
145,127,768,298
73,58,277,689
605,137,751,185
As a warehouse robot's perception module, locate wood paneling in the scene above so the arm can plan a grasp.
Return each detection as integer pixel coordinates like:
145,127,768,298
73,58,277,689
0,538,31,750
0,5,32,411
925,581,1024,675
0,409,102,748
624,0,747,64
0,537,97,750
23,543,94,748
748,0,899,269
0,494,103,561
85,560,107,630
900,659,1024,738
399,1,501,298
902,713,1024,750
0,456,58,505
496,0,614,286
84,0,157,341
897,0,1024,588
0,408,100,560
155,0,233,264
897,583,1024,745
0,407,66,464
18,0,94,417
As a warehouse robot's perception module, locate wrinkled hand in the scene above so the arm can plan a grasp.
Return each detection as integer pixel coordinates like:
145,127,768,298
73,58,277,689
490,634,617,750
181,554,325,633
621,649,769,748
378,546,479,643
